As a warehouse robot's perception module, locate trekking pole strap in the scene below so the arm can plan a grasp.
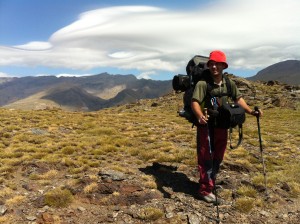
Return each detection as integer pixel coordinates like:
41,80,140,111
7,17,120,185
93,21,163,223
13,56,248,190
229,124,243,149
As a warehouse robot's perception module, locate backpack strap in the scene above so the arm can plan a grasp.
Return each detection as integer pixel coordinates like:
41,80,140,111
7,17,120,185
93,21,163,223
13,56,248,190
204,74,231,110
223,75,232,98
205,75,244,149
229,124,243,149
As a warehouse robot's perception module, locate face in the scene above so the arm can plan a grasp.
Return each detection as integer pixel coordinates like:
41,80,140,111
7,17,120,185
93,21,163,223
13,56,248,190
208,61,226,77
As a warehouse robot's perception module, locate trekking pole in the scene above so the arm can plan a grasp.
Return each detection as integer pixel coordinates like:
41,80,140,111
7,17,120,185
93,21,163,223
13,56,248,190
204,108,220,224
254,106,268,197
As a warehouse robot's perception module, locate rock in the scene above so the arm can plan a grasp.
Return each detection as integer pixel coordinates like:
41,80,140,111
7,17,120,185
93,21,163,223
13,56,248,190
188,213,201,224
260,210,270,217
26,215,37,221
30,128,49,135
151,102,159,107
281,182,291,192
166,212,174,218
78,206,86,212
0,205,7,216
263,98,272,105
98,170,127,181
41,212,54,223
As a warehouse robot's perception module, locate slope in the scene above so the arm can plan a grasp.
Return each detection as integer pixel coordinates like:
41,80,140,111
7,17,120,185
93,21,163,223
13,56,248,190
248,60,300,85
0,79,298,223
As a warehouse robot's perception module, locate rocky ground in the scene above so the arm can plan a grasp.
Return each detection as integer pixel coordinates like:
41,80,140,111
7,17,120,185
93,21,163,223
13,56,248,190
0,157,299,224
0,79,299,223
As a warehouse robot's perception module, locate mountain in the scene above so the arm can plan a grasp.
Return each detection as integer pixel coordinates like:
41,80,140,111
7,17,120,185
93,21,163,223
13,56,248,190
248,60,300,85
41,85,106,111
0,73,172,111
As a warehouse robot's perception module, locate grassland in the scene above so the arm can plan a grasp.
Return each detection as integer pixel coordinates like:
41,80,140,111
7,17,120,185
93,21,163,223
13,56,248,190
0,84,299,223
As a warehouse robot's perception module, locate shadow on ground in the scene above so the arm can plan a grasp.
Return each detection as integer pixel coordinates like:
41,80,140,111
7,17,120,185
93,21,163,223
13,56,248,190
139,162,199,198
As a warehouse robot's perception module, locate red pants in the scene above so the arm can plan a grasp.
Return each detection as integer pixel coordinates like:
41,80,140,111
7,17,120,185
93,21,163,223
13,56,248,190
196,126,228,196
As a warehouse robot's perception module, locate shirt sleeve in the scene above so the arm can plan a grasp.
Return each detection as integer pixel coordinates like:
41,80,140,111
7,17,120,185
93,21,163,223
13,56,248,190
230,80,242,100
192,81,207,103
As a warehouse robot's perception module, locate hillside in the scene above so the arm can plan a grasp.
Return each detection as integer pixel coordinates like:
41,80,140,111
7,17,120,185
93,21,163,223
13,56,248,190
0,73,172,111
0,79,299,223
248,60,300,85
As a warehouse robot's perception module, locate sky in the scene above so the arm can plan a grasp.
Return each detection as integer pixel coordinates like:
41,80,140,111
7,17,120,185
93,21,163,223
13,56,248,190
0,0,299,80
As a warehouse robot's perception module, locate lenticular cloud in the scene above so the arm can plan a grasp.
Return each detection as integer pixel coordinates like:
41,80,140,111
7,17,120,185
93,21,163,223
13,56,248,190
1,0,300,78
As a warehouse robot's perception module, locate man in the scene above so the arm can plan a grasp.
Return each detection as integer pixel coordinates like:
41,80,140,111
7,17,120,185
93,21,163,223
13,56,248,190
191,50,262,203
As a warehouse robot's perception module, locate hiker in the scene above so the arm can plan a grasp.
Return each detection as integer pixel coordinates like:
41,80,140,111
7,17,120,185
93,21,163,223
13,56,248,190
191,50,263,203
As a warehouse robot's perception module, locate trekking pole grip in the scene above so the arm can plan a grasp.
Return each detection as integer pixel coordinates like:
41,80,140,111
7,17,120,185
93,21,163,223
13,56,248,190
254,106,260,118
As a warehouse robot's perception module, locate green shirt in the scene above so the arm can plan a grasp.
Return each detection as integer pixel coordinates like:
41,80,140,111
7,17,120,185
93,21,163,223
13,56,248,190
192,77,242,108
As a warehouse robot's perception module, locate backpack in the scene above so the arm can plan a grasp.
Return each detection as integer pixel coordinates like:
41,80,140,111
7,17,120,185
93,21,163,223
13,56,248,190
172,55,245,149
172,55,210,124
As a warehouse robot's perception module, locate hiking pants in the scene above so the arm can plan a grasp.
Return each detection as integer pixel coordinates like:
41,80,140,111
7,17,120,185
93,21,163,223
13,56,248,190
196,126,227,196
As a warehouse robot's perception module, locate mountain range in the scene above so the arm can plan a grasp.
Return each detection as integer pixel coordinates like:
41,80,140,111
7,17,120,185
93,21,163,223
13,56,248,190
0,60,298,111
0,73,172,111
247,60,300,85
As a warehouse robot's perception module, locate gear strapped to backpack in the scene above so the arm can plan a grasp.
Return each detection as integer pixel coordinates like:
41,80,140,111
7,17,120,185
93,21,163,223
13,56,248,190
172,55,245,149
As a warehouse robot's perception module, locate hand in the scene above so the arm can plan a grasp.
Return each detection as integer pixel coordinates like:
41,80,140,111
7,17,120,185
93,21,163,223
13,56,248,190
252,107,263,117
198,115,208,124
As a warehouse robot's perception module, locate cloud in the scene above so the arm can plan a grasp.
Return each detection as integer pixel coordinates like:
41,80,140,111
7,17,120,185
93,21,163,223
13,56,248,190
34,73,94,78
13,42,52,50
0,0,300,78
0,72,9,77
54,73,94,78
137,71,157,79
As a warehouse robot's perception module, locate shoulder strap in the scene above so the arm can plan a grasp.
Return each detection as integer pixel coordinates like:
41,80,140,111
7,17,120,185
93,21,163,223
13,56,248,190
223,75,232,96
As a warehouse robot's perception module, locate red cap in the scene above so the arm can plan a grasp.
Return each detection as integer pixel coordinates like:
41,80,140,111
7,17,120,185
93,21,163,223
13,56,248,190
207,50,228,69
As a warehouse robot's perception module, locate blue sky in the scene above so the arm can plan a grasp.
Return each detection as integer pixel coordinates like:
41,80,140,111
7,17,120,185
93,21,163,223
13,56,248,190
0,0,299,80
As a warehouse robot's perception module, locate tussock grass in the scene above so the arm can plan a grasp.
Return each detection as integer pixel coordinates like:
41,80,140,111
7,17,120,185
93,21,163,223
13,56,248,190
0,216,10,223
138,207,164,221
83,182,98,193
29,169,59,180
142,178,157,189
44,188,73,208
237,185,258,198
234,197,255,213
6,195,26,206
0,187,14,198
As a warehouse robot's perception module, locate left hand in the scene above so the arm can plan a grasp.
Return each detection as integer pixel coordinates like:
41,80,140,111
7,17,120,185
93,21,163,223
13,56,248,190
251,108,263,117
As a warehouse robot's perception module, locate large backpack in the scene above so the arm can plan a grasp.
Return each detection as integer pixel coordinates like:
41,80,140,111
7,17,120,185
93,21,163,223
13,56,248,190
172,55,210,124
172,55,245,148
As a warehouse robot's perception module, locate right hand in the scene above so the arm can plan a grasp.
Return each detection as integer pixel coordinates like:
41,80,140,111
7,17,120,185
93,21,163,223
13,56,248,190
198,115,208,124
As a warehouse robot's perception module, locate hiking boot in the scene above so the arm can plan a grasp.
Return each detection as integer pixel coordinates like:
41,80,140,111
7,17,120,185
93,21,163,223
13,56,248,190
197,193,220,205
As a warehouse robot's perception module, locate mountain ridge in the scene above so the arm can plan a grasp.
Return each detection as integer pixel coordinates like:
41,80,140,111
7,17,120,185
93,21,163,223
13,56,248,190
1,59,299,111
248,60,300,85
0,73,172,111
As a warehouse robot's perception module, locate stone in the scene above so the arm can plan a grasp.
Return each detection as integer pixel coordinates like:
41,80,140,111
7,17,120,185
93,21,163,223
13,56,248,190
0,205,7,216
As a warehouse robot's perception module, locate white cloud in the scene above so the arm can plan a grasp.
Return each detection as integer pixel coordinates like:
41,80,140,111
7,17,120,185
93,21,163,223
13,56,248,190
137,71,157,79
34,73,93,77
0,0,300,78
13,41,52,50
55,73,94,77
0,72,9,77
